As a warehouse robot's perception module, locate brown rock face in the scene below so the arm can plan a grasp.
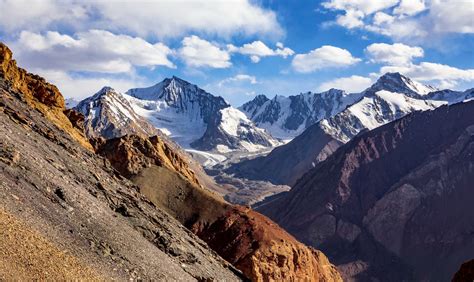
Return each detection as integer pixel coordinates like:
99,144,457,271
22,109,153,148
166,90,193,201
98,134,342,281
0,42,91,150
0,44,63,108
95,134,200,186
197,206,342,282
258,101,474,281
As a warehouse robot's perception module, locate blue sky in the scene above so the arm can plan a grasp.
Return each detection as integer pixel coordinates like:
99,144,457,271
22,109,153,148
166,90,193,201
0,0,473,106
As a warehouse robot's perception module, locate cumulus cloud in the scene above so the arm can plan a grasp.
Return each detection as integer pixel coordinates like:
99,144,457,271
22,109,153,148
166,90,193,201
218,74,257,87
318,75,373,92
0,0,87,33
365,43,424,66
228,41,294,63
322,0,474,42
336,9,365,28
380,62,474,89
0,0,283,39
33,69,149,99
430,0,474,34
393,0,426,16
178,35,231,68
322,0,399,15
12,30,175,73
292,45,361,73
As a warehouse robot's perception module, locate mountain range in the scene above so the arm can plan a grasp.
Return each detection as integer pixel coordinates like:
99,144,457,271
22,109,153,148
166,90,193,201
228,73,473,186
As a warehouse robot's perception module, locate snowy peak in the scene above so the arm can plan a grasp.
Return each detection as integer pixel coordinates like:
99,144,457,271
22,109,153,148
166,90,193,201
240,89,360,139
127,76,228,108
367,72,437,97
75,87,158,139
240,94,269,117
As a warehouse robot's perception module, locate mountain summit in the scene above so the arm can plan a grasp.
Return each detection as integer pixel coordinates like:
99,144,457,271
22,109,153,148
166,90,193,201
77,77,279,154
366,72,438,97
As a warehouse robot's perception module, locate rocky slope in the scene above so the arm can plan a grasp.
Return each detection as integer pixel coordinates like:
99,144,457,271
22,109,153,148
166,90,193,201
0,43,91,150
229,73,466,186
96,133,342,281
240,89,361,139
124,76,279,152
257,101,474,281
0,43,244,280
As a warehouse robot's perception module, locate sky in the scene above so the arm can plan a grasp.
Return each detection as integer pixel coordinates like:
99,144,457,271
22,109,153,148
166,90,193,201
0,0,473,106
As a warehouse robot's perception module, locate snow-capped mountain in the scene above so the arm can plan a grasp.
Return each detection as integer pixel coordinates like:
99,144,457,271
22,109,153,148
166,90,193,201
228,72,470,186
239,89,362,139
125,76,279,152
364,72,438,98
75,87,159,139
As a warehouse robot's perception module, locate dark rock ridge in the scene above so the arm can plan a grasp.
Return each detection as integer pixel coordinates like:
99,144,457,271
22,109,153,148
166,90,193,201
257,101,474,281
0,42,244,280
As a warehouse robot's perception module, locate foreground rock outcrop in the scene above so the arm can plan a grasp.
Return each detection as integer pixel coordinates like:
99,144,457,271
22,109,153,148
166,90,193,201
257,101,474,281
0,43,243,280
0,43,91,149
97,134,342,281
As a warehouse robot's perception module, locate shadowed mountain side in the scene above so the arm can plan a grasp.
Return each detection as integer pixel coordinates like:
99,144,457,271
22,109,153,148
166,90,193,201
257,101,474,281
227,122,342,186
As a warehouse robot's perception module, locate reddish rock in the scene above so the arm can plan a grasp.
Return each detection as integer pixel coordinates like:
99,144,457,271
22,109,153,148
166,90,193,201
0,43,91,150
98,133,342,281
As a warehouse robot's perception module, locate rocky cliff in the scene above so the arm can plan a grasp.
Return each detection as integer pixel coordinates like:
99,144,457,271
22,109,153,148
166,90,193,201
0,43,91,150
96,133,342,281
258,101,474,281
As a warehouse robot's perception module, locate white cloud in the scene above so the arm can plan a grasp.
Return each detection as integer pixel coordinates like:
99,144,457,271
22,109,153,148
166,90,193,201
318,75,373,92
373,12,395,26
0,0,283,39
322,0,400,15
365,43,424,66
430,0,474,34
292,45,361,73
336,9,365,28
218,74,257,87
380,62,474,89
322,0,474,42
0,0,87,33
178,35,231,68
393,0,426,16
33,69,148,99
12,30,174,73
228,41,294,63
